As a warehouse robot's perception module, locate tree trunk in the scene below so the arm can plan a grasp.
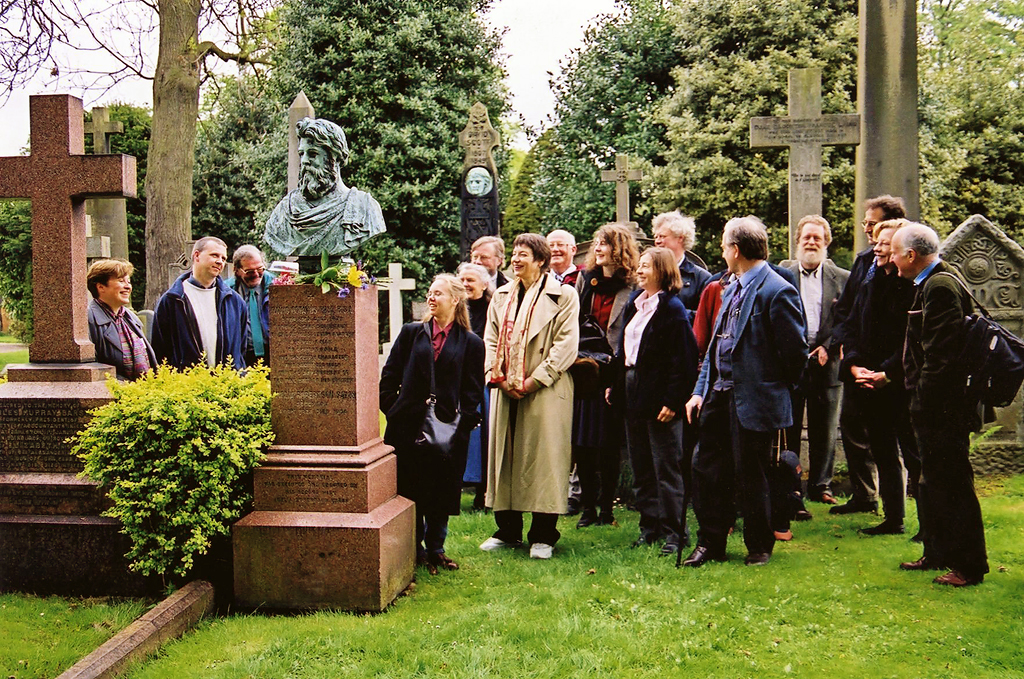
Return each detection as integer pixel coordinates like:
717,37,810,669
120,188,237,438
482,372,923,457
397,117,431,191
145,0,202,309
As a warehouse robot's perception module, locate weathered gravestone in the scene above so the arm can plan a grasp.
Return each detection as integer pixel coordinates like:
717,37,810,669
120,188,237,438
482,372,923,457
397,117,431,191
0,94,152,595
458,102,501,260
854,0,920,249
750,68,860,258
941,215,1024,474
85,106,129,262
233,286,415,612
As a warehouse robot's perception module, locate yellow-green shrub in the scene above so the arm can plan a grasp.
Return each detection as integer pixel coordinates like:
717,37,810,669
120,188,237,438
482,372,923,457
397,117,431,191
71,363,273,578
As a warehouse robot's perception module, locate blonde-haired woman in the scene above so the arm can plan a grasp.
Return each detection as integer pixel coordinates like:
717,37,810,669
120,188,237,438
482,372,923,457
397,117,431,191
380,274,485,574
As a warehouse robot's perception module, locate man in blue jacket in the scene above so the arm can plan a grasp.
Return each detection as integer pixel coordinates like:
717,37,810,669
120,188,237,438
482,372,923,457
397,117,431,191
152,236,248,370
226,245,274,367
682,216,807,568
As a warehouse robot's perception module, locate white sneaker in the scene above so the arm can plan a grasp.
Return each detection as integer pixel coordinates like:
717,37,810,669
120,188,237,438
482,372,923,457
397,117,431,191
529,543,554,559
480,537,513,552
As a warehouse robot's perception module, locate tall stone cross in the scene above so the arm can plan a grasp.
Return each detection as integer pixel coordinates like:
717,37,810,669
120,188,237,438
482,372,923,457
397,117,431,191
750,68,860,258
601,154,642,226
386,262,416,344
84,106,123,154
85,106,127,261
0,95,137,363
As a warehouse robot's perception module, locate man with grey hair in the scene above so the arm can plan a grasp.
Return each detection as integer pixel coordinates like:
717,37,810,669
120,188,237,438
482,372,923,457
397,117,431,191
546,230,580,287
783,215,849,508
891,222,988,587
471,235,508,288
653,210,710,316
152,236,248,370
264,117,386,261
227,245,274,367
682,216,806,567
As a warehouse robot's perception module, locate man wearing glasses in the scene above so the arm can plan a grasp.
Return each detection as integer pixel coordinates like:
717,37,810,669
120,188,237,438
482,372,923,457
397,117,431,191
228,245,274,367
830,195,908,516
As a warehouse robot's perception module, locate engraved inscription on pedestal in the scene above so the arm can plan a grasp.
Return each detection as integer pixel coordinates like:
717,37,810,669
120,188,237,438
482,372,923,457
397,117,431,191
0,400,93,473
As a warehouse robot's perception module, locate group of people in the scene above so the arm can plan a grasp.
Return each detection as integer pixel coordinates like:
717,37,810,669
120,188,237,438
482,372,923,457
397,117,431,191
381,196,989,589
85,236,274,379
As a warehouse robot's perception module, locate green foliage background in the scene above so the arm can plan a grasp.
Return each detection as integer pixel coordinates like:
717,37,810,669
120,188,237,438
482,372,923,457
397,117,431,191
72,364,272,579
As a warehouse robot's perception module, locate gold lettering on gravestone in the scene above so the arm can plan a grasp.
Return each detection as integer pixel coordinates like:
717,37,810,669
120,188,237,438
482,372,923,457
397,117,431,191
0,400,92,473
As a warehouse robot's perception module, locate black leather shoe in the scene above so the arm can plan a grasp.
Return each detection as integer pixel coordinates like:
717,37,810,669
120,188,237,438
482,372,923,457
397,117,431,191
899,555,943,571
576,509,598,529
659,542,680,557
744,552,771,566
829,499,879,515
566,498,581,516
631,534,658,548
794,509,813,522
860,520,905,536
679,545,726,568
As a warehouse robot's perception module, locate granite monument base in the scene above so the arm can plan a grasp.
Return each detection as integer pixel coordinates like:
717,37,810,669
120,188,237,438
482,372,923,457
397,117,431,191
233,440,415,612
0,364,154,596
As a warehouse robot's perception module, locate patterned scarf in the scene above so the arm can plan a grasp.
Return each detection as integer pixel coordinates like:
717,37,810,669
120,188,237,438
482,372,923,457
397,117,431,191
98,301,152,380
490,274,548,391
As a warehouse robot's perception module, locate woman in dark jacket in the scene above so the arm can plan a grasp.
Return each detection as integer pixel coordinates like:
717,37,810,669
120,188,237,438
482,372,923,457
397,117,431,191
613,247,699,555
841,220,919,536
573,223,639,528
380,274,485,573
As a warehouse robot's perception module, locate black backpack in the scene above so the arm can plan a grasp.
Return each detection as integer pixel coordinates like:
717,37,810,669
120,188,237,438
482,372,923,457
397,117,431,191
936,272,1024,408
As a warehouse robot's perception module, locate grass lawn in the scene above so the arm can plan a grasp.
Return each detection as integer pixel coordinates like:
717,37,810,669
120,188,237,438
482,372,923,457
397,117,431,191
7,477,1024,678
0,348,29,371
1,595,149,678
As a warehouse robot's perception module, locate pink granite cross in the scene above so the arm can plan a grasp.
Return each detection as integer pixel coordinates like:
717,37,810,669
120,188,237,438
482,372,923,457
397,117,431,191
0,95,137,363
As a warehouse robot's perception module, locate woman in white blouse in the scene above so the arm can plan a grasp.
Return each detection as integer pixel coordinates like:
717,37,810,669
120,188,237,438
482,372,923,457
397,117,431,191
611,247,699,556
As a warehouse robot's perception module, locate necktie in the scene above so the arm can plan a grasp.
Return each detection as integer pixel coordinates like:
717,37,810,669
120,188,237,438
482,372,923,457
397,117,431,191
248,290,265,358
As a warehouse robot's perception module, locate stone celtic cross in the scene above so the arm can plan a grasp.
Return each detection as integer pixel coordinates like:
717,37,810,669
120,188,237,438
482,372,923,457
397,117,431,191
750,68,860,258
601,154,643,225
0,95,137,363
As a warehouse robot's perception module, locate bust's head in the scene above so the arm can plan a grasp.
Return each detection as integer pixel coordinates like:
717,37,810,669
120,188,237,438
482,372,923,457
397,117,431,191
296,118,351,201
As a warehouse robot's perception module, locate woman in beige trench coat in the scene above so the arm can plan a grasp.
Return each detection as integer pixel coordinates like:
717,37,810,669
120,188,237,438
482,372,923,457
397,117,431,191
479,233,580,560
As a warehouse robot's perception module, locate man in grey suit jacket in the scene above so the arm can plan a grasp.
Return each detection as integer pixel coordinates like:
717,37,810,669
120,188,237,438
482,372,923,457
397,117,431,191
682,216,807,567
783,216,850,506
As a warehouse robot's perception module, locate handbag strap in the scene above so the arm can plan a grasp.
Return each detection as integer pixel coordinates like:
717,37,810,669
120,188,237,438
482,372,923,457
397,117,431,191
933,271,987,318
423,321,463,409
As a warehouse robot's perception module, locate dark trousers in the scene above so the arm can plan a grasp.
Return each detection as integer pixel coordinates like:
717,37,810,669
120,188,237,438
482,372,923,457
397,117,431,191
415,509,449,557
856,387,916,522
786,362,841,497
493,510,560,546
692,389,775,555
839,386,878,502
910,406,988,579
624,410,687,546
576,444,620,516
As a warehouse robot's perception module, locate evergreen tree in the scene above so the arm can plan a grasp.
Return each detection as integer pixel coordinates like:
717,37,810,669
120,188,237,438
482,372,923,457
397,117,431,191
270,0,510,290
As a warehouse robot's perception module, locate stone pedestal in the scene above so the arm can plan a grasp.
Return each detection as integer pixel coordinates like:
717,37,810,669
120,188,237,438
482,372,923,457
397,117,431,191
0,365,154,595
233,285,414,612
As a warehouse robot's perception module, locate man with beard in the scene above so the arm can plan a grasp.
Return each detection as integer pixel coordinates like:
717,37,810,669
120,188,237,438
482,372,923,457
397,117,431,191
264,117,386,261
782,216,849,507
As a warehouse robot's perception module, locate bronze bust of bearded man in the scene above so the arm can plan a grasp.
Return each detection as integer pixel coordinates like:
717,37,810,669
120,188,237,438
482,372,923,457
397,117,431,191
264,117,386,261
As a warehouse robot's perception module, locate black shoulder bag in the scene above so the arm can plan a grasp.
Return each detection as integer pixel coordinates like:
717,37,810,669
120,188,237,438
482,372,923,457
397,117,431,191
415,327,462,461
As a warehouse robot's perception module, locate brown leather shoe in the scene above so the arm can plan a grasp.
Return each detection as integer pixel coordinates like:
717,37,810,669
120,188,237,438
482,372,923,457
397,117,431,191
933,570,983,587
899,556,942,571
427,553,460,574
817,492,837,505
774,530,793,541
679,545,727,568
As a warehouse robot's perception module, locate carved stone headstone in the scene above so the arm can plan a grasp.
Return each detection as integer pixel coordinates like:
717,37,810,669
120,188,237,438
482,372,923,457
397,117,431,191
233,286,414,612
750,68,860,258
600,154,643,234
941,214,1024,473
85,106,130,262
0,94,151,595
854,0,920,250
458,102,501,260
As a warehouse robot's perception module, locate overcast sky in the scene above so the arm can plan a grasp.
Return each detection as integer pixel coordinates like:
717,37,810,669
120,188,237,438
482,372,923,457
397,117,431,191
0,0,620,157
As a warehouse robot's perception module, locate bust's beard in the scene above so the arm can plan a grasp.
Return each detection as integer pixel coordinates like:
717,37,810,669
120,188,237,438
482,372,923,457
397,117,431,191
299,165,336,201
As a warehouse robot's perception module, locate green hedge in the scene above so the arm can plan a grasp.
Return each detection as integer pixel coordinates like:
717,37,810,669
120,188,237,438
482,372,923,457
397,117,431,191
71,363,273,579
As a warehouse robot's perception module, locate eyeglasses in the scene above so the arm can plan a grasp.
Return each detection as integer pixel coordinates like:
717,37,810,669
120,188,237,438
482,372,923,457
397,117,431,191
240,266,265,275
